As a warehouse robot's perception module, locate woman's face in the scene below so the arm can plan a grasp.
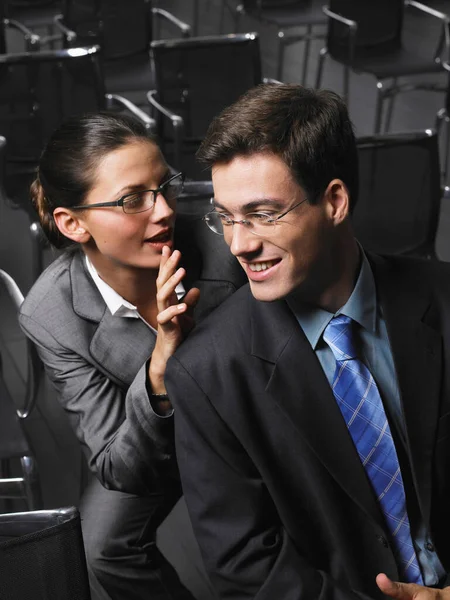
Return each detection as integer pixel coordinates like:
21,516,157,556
77,139,175,271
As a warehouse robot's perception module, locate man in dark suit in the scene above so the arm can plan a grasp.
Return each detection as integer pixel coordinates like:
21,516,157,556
165,83,450,600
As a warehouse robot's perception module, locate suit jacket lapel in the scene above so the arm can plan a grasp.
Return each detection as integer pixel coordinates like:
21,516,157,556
249,295,386,529
70,251,156,387
369,254,441,525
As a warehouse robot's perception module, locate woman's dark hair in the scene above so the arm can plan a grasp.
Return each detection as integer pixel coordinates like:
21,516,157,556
31,112,155,249
197,83,359,212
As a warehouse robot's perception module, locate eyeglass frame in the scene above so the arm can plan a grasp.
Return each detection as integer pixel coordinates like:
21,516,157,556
69,172,184,214
203,197,308,236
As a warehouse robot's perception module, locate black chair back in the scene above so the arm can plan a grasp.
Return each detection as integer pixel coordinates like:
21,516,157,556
327,0,404,61
0,1,8,54
6,0,58,7
0,45,105,163
175,181,247,321
353,130,442,258
152,33,262,143
243,0,312,9
0,269,42,510
0,507,91,600
62,0,153,60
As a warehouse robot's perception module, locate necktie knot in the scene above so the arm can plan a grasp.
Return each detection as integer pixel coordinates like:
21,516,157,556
323,314,357,361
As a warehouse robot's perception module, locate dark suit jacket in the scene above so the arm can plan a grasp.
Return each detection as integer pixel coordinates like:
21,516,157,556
19,220,246,496
166,253,450,600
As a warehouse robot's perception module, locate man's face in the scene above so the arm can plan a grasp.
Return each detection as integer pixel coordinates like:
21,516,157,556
211,152,339,303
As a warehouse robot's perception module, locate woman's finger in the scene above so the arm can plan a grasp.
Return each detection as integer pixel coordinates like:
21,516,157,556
182,287,201,309
157,267,186,308
157,302,187,326
157,248,181,288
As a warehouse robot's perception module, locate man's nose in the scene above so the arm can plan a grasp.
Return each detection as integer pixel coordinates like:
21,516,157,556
227,222,262,257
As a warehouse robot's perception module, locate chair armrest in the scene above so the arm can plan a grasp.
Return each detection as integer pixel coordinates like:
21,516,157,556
0,268,42,419
0,269,24,308
20,341,42,419
105,94,156,132
147,89,184,125
152,7,191,38
322,6,358,30
405,0,449,22
3,18,40,50
147,90,185,168
263,77,282,84
53,14,77,43
406,1,450,61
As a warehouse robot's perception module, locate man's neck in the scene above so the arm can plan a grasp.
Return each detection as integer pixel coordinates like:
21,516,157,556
316,237,361,314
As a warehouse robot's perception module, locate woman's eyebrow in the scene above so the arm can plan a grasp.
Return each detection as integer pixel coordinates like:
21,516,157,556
114,171,172,197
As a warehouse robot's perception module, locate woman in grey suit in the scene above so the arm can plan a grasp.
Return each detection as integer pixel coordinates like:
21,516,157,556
18,113,220,600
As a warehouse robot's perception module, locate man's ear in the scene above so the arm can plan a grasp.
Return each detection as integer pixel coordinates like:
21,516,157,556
323,179,351,225
53,207,91,244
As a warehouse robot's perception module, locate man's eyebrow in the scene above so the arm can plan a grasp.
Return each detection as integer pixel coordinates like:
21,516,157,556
213,198,285,212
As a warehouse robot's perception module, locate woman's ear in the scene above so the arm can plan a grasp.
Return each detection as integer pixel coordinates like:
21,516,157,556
53,207,91,244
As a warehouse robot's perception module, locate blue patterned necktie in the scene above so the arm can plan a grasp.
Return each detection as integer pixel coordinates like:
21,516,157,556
323,315,423,584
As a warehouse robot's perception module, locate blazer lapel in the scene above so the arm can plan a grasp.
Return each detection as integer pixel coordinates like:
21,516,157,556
250,296,386,529
70,251,156,387
369,254,441,525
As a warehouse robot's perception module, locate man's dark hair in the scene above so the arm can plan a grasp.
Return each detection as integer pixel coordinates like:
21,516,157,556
197,83,359,211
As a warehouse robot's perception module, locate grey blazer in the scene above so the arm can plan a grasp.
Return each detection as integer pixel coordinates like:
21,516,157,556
19,239,245,496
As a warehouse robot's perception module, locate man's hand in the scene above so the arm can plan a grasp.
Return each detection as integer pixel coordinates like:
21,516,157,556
376,573,450,599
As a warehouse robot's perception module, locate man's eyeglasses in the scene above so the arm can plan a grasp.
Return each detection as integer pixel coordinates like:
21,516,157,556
70,172,184,215
203,198,307,237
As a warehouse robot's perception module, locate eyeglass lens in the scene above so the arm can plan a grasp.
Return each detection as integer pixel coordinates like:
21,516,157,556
123,175,183,214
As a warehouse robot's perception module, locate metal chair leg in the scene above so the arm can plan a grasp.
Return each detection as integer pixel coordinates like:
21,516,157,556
301,25,312,85
29,222,45,280
21,456,43,511
234,3,243,32
277,33,286,81
384,79,398,132
343,64,350,107
315,47,328,89
219,0,226,33
436,108,450,184
192,0,199,36
374,81,384,134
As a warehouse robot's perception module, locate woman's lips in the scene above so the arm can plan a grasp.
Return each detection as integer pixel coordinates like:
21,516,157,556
144,227,174,247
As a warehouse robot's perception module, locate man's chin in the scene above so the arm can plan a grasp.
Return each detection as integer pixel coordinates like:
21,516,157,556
248,281,285,302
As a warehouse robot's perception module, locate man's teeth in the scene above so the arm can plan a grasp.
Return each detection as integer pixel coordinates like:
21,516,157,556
248,261,276,272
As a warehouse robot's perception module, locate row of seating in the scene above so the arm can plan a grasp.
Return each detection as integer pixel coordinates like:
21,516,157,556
2,1,450,179
0,3,449,594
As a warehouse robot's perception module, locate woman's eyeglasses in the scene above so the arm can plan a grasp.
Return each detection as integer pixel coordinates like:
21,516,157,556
70,172,184,215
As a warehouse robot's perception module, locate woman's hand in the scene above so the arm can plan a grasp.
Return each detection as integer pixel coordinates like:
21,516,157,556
149,245,200,394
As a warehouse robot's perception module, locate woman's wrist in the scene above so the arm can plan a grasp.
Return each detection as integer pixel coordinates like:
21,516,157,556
148,361,167,394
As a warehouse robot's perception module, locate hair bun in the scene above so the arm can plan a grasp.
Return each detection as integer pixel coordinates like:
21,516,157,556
30,177,68,249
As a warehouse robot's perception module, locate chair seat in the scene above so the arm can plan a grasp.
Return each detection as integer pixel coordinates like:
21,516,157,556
248,6,327,27
351,48,444,79
103,52,154,94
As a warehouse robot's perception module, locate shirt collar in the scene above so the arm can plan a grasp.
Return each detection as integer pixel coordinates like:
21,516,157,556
287,247,377,350
85,254,185,317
